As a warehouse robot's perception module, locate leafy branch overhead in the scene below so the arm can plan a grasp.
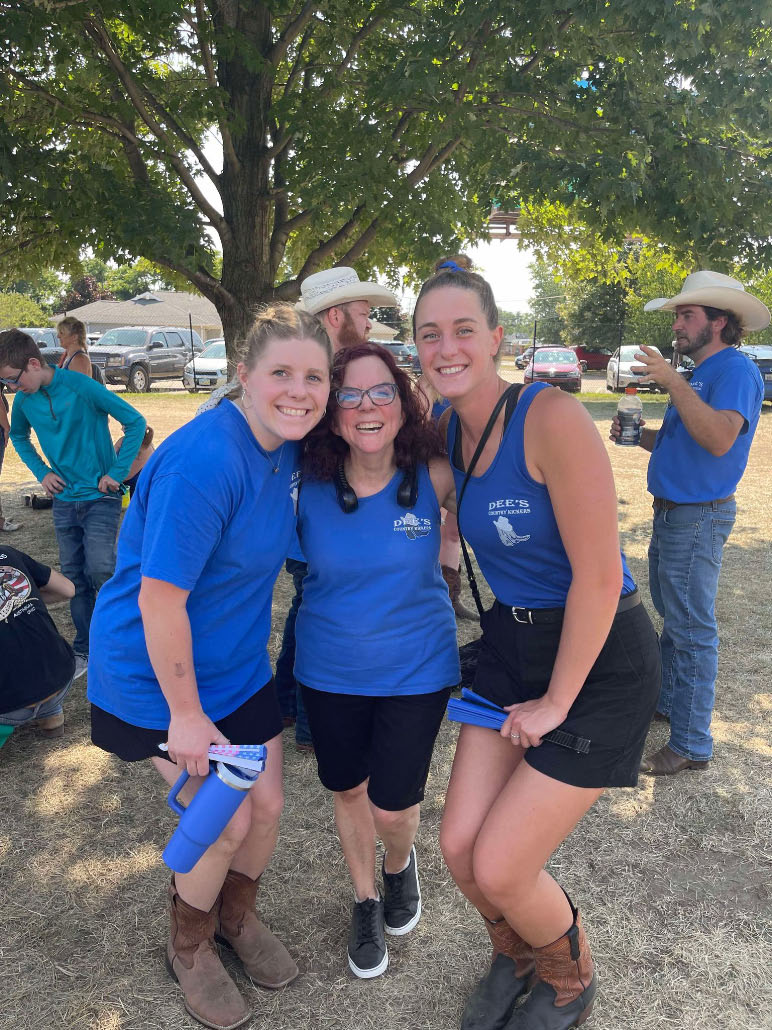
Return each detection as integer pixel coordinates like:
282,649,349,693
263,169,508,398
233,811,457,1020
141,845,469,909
2,1,772,348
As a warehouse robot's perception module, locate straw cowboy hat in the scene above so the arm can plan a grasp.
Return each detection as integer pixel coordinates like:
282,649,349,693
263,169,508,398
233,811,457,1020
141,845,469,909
644,270,770,332
298,267,398,315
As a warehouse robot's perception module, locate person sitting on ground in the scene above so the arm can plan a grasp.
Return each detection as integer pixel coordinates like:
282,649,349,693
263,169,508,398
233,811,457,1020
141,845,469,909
56,316,93,377
0,545,76,740
295,342,459,979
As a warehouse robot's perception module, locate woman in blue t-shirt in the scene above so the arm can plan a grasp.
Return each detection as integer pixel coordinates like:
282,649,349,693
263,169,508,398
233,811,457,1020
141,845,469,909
88,304,332,1030
412,265,660,1030
295,342,459,980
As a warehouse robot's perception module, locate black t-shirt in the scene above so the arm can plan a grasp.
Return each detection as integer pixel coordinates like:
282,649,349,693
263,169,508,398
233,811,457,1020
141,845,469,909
0,546,75,711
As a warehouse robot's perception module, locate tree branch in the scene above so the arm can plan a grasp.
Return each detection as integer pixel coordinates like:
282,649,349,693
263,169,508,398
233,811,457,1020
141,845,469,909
519,13,576,74
81,15,228,240
269,0,317,68
192,0,238,169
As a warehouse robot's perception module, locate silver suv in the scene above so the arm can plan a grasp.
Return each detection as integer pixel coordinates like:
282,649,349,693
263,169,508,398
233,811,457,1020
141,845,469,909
89,326,204,392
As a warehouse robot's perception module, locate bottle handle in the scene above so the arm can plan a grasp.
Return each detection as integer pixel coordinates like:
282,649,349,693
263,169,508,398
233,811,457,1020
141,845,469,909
167,770,190,816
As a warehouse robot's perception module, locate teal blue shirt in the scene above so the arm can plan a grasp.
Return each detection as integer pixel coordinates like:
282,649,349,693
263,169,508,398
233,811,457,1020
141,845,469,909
10,368,146,502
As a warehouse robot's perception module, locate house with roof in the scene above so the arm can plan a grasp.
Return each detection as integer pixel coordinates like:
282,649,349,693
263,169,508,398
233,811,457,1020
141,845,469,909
55,291,223,341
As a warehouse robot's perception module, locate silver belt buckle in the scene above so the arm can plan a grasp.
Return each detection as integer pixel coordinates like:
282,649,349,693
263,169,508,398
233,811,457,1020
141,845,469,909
511,607,533,624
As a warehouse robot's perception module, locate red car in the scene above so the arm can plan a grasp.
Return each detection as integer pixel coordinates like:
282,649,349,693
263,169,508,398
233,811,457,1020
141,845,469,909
524,348,582,392
570,345,612,371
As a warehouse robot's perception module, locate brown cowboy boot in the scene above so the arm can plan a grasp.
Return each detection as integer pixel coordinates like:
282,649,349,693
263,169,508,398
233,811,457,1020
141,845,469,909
442,564,478,621
461,914,536,1030
505,898,597,1029
216,870,298,988
166,880,251,1030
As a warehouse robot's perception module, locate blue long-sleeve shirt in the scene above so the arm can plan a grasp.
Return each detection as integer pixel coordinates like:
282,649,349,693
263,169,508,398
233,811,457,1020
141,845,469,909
10,368,146,502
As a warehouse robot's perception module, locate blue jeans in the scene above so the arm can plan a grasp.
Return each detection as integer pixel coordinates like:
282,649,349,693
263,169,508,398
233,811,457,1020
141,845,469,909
0,678,74,726
275,558,312,745
53,495,122,656
648,499,736,761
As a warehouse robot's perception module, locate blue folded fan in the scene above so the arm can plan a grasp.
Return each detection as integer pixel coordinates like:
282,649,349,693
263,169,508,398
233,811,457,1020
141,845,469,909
447,689,591,754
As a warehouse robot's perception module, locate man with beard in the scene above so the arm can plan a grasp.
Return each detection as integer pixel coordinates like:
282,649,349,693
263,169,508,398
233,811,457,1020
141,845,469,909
611,271,767,777
277,268,398,750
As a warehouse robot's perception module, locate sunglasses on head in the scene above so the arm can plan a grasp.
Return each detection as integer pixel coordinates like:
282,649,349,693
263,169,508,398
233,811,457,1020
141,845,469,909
0,361,29,387
335,382,398,409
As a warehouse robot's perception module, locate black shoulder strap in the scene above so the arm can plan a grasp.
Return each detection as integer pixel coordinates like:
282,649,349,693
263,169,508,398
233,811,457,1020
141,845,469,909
456,384,522,618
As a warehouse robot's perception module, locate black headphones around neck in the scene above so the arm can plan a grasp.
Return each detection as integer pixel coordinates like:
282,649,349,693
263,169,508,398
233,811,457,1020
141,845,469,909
334,460,418,514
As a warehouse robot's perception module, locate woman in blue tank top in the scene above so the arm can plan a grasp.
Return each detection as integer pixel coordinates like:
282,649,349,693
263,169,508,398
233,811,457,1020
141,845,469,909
296,342,459,980
413,265,660,1030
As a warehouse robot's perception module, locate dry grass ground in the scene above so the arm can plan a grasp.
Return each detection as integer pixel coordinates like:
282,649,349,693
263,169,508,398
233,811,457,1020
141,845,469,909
1,389,770,1030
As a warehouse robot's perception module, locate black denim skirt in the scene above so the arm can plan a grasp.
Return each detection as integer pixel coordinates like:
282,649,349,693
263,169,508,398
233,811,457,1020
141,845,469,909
472,599,660,788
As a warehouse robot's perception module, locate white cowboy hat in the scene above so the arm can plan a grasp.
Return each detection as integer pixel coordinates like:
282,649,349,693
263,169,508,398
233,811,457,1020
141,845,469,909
298,267,398,315
644,270,770,332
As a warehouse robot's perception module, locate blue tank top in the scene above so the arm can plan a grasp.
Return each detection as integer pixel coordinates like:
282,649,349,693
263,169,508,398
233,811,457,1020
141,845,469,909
295,464,460,695
449,384,636,607
431,396,451,421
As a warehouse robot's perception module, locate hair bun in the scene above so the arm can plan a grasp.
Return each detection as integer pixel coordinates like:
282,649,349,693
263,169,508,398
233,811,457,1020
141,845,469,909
434,254,473,273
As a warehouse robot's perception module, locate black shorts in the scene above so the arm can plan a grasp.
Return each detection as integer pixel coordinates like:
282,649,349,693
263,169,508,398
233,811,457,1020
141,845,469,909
473,598,660,788
90,679,283,762
299,685,452,811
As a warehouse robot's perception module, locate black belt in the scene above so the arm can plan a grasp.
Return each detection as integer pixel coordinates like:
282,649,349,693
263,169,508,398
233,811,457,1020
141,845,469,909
652,494,734,512
499,588,640,626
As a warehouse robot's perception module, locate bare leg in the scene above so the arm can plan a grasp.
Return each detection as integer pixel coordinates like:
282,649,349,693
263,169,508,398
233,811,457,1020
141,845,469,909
152,733,284,912
439,509,461,569
371,802,420,873
228,733,284,879
473,761,602,947
440,723,523,919
333,779,378,900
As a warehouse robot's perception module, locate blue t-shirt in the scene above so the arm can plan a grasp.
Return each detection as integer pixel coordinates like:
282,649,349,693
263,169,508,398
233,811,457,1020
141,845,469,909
648,347,763,503
295,465,460,695
88,401,300,728
449,383,636,608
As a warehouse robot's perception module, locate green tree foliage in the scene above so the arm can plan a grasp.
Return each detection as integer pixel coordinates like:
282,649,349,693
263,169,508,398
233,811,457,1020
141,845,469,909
529,261,566,348
3,2,772,354
0,292,48,328
499,310,534,338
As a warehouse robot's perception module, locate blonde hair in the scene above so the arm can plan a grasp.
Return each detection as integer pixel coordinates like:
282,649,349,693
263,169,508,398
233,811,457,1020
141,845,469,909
240,303,332,369
58,316,86,347
218,303,333,403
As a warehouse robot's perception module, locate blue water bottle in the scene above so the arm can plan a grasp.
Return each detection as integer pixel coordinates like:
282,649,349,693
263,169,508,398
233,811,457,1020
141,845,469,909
162,755,265,873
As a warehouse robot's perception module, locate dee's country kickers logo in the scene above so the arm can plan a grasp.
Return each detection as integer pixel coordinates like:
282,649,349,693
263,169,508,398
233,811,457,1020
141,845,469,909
488,498,531,547
393,512,431,540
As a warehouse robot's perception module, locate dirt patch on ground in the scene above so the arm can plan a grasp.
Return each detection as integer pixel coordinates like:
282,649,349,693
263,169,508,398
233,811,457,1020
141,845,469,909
1,393,770,1030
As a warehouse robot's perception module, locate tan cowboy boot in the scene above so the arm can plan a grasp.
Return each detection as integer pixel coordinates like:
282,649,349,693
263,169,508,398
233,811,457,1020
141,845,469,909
166,880,251,1030
461,914,536,1030
216,870,298,988
441,564,478,621
504,900,597,1029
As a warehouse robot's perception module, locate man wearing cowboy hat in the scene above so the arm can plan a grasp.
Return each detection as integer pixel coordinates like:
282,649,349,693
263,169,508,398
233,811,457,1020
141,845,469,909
297,266,398,353
611,270,767,777
277,267,399,750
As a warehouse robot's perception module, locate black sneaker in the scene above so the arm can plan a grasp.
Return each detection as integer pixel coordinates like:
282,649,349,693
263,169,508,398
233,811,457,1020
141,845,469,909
383,846,421,936
347,897,388,978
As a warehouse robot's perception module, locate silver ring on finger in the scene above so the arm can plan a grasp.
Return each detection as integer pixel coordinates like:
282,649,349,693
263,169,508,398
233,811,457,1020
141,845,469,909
510,732,521,742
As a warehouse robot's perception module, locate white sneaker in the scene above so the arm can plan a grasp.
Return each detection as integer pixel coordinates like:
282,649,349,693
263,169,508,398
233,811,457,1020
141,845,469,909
73,654,89,679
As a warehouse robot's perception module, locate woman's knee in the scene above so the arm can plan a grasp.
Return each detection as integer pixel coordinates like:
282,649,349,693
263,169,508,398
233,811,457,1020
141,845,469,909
439,818,476,881
214,801,254,854
371,804,415,837
471,841,531,907
249,785,284,829
336,781,368,807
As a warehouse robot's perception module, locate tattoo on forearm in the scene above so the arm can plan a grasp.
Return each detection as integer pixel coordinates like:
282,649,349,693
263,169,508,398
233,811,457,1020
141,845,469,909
174,662,186,678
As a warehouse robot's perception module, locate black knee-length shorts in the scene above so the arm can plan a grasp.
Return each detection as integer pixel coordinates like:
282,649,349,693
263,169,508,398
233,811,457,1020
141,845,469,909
473,597,660,788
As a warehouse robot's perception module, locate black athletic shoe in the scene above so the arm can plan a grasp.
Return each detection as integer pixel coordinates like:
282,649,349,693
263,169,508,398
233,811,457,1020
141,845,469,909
383,846,422,936
347,897,388,978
